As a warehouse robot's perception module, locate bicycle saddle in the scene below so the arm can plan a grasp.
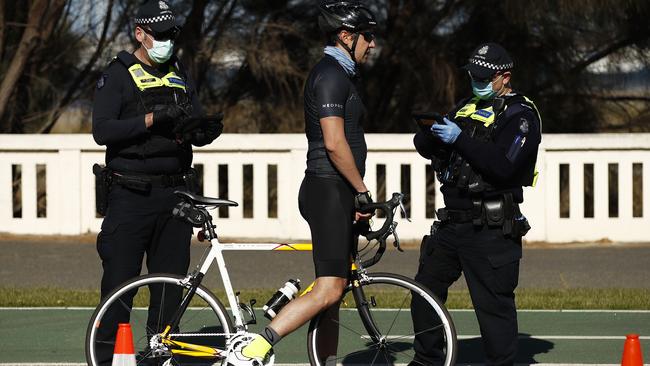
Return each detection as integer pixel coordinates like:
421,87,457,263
174,190,239,208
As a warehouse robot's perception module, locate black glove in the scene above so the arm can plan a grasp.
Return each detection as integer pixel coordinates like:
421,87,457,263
354,191,373,212
152,104,186,125
204,119,224,140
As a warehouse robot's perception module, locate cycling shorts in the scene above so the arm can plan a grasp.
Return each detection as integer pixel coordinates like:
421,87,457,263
298,175,355,279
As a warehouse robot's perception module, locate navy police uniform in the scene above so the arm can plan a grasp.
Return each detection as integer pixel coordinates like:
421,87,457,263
410,43,541,366
91,1,221,364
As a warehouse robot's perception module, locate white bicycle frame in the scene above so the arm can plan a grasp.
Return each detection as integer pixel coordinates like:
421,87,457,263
194,236,313,329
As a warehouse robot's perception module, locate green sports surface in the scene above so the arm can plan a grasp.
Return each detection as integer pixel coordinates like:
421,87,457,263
1,308,649,364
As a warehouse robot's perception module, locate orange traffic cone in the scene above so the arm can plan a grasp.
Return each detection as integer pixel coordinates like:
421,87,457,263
621,334,644,366
112,323,136,366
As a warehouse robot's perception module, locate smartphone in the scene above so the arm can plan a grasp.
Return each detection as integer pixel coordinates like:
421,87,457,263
412,111,445,132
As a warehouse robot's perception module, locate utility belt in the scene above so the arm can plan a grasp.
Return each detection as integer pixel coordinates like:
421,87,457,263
434,193,531,238
111,172,188,191
92,163,199,216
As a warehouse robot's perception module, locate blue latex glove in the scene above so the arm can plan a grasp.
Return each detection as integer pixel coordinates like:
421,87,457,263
430,117,461,144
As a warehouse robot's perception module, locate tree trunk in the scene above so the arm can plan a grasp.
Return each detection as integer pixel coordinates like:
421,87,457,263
0,0,5,61
0,0,65,132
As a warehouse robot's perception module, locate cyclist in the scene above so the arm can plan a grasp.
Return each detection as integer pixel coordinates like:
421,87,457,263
239,1,378,363
410,43,542,365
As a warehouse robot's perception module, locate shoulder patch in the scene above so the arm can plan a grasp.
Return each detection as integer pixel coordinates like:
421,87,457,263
96,74,107,89
519,118,529,135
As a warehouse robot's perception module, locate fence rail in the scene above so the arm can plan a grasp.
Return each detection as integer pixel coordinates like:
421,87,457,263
1,133,648,242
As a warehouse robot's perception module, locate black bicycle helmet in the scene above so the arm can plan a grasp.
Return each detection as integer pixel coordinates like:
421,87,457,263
318,1,377,64
318,1,377,34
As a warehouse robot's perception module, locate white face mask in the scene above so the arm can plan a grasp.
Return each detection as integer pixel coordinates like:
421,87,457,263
144,33,174,64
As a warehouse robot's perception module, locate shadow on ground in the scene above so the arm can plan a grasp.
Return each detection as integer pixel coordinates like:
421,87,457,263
457,333,554,364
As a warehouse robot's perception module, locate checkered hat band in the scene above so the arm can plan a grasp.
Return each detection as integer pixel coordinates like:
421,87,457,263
134,14,174,24
470,58,513,71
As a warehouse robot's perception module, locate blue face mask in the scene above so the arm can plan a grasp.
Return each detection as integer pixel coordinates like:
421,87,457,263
471,74,503,100
144,33,174,64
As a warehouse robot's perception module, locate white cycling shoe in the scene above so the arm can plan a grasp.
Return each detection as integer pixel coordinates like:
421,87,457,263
224,333,275,366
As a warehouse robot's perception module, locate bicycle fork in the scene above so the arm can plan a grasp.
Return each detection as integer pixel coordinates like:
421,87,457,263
350,270,383,345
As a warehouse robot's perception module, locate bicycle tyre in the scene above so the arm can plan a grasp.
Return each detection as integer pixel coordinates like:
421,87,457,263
86,273,234,366
307,272,457,366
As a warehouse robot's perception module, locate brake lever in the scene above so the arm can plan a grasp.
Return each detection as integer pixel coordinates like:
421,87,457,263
398,200,411,222
390,221,403,252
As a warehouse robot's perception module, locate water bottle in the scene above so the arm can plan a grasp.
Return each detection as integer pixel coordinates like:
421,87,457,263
263,279,301,320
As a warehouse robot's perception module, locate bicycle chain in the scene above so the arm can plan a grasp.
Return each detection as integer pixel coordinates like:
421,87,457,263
168,333,231,337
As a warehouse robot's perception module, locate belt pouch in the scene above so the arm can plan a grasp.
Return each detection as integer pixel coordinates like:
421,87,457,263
93,164,110,216
483,198,505,227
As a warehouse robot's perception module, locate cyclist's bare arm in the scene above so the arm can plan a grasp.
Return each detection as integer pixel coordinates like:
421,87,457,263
320,116,367,193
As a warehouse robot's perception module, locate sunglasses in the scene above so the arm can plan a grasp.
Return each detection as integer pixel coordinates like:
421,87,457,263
467,70,502,83
141,26,180,41
360,31,375,43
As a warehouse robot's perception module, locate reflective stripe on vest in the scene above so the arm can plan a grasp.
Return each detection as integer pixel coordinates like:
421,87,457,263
127,64,187,92
454,97,496,127
454,94,543,187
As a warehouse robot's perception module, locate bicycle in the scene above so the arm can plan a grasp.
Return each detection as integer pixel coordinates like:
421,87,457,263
85,190,457,366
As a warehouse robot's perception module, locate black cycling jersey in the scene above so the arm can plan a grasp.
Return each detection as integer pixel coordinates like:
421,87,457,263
303,55,367,179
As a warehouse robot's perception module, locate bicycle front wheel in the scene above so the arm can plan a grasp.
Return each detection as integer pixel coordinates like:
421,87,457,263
307,272,456,366
86,274,234,366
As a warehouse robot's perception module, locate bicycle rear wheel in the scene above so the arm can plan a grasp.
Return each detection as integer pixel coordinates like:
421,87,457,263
307,272,456,366
86,274,233,366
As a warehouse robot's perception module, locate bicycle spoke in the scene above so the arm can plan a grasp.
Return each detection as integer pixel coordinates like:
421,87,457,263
332,318,367,339
384,290,409,336
384,343,419,365
116,296,157,337
385,323,445,343
369,346,381,366
175,304,212,336
330,345,380,362
135,349,155,366
157,282,167,333
381,348,395,365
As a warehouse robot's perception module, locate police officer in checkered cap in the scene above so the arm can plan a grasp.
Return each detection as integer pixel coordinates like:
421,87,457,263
409,42,543,365
464,42,514,84
90,1,223,364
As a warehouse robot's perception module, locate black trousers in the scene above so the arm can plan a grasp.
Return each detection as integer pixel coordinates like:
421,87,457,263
94,184,193,365
411,222,522,366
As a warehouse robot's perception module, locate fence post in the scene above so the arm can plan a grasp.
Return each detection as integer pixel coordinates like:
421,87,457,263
58,147,82,235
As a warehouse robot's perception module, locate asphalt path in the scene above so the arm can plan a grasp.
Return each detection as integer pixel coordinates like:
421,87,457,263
1,239,649,290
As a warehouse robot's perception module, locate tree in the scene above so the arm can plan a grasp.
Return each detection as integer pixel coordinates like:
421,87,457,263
0,0,648,134
0,0,66,132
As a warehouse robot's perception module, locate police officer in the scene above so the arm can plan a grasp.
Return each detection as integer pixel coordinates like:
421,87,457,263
91,1,222,364
409,43,542,366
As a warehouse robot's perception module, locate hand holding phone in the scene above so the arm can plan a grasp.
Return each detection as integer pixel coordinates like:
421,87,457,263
412,112,445,133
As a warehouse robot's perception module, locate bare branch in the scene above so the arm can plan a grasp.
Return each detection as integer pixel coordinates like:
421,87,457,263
0,0,5,60
41,0,116,134
0,0,66,132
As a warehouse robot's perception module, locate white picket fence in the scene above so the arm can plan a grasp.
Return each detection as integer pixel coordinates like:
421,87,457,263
0,133,648,242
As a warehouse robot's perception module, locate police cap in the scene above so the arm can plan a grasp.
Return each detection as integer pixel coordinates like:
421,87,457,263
463,42,514,80
134,0,179,33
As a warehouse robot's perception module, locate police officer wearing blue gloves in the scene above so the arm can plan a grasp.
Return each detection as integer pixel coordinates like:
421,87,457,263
91,1,222,364
409,43,542,366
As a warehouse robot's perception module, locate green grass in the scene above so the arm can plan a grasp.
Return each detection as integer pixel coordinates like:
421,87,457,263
1,287,649,310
